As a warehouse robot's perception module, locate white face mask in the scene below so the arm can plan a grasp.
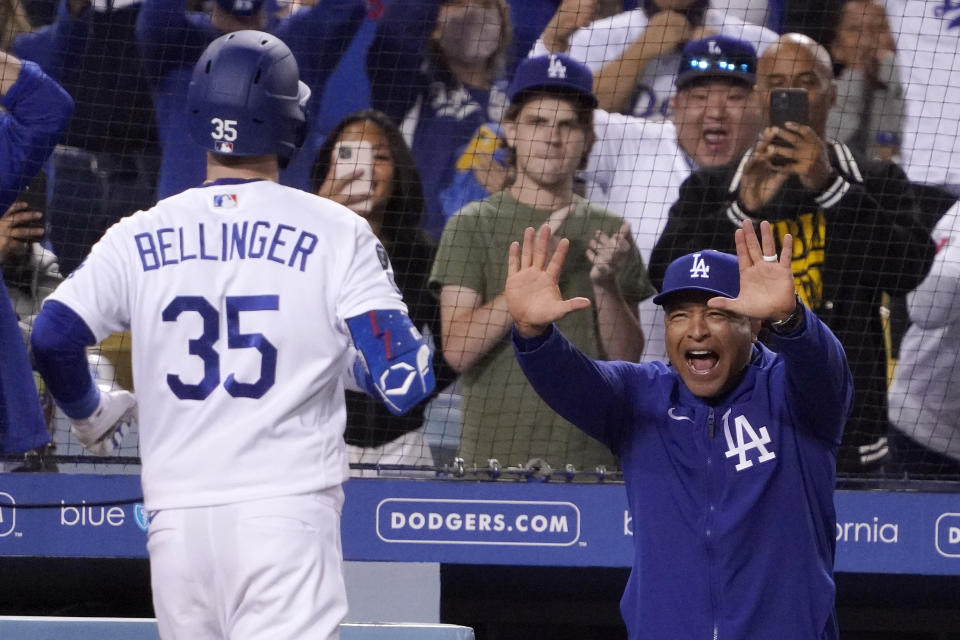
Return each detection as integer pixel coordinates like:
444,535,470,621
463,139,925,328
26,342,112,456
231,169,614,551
437,4,503,66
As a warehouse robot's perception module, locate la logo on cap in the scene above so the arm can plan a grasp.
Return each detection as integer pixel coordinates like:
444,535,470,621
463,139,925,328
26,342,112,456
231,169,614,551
708,40,722,55
690,253,711,278
547,55,567,79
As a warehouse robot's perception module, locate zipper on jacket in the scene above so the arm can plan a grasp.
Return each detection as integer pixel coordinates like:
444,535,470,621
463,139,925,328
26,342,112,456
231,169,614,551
706,406,718,639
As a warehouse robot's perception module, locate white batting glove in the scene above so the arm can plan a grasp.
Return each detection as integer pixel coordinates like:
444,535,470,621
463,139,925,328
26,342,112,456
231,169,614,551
69,389,138,456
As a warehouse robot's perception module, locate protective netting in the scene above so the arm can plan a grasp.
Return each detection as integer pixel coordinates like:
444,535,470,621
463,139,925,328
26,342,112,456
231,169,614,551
1,0,959,484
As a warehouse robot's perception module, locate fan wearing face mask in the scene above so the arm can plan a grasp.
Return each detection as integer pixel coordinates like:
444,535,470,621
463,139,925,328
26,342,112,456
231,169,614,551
367,0,514,241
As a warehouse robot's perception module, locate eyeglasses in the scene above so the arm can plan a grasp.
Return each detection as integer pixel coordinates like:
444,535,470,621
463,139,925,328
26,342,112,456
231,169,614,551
685,57,754,74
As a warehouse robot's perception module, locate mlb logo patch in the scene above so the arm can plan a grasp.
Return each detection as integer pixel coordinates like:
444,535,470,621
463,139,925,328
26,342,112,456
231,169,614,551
215,141,235,153
213,194,238,208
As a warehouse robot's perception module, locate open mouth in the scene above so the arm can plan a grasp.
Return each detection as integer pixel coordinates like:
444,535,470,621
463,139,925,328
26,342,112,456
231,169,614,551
685,349,719,375
702,128,729,150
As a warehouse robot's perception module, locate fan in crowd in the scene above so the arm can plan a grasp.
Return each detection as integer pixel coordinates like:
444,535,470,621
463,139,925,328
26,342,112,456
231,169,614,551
312,108,457,471
0,49,72,458
367,0,515,240
650,33,936,475
532,0,777,119
430,53,653,472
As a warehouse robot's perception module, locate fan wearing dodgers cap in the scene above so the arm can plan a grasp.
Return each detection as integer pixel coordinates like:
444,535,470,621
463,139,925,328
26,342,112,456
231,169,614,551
136,0,366,199
581,35,765,369
651,33,936,475
430,53,654,471
531,0,778,119
507,218,852,640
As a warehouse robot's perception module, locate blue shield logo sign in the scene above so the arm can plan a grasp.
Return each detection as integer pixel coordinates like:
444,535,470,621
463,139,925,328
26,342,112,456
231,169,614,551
133,503,150,532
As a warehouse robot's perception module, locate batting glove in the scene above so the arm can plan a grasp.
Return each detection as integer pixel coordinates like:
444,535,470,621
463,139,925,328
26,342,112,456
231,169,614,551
70,389,138,456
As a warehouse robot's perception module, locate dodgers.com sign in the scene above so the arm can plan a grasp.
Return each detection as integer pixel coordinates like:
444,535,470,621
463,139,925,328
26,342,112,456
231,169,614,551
377,498,580,546
936,513,960,558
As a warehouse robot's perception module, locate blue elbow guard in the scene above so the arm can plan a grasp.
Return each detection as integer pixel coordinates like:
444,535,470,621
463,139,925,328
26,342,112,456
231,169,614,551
346,309,436,416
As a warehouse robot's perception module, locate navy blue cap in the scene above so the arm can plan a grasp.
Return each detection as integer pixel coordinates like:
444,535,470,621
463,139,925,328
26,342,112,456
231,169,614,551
676,36,757,90
215,0,265,17
652,250,740,305
507,54,597,108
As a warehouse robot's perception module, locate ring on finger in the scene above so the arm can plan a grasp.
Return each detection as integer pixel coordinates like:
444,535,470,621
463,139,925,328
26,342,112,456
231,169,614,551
762,254,778,263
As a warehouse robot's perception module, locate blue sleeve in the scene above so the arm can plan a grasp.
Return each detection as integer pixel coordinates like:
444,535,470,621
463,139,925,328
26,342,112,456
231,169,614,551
30,300,100,420
0,61,74,213
0,282,50,454
346,309,436,416
513,324,636,452
366,0,440,122
11,0,88,80
272,0,365,94
767,305,854,445
136,0,214,84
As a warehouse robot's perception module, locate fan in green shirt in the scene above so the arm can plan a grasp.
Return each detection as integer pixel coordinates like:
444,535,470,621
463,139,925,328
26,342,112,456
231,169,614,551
429,53,655,472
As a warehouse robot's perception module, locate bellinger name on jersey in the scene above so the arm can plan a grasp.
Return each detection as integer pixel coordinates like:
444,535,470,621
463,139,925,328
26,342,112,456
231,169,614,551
133,221,319,273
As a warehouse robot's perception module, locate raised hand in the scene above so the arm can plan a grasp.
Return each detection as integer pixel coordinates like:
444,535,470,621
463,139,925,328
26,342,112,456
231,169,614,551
542,0,598,52
738,133,790,211
316,167,373,212
707,219,797,323
587,221,631,286
765,123,834,193
0,201,44,262
505,224,591,338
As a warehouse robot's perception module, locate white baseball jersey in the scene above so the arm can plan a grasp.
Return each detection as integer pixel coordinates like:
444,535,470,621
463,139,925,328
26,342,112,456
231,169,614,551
531,8,778,120
884,0,960,188
48,179,406,510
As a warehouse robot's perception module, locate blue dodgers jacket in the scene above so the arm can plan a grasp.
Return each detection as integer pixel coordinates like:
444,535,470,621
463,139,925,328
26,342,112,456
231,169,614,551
514,306,853,640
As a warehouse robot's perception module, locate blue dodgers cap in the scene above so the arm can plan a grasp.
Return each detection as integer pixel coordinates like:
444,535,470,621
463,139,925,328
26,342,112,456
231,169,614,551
676,36,757,90
214,0,265,16
652,250,740,305
507,53,598,108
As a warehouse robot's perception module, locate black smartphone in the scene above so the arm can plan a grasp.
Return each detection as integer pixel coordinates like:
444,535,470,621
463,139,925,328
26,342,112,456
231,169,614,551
14,174,47,238
769,88,809,166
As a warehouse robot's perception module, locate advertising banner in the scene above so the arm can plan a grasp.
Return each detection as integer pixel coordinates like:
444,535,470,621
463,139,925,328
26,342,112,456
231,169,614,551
0,474,958,575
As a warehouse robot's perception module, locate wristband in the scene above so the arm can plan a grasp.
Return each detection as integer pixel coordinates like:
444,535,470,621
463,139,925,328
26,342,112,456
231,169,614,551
769,294,804,334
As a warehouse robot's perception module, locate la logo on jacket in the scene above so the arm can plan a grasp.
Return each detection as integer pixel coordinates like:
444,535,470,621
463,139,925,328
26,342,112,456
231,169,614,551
722,409,776,471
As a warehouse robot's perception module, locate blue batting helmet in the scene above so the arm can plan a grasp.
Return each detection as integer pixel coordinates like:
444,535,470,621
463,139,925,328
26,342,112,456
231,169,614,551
187,30,310,168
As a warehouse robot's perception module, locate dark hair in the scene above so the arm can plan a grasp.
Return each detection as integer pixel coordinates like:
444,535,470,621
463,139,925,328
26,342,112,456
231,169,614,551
310,109,427,251
643,0,709,27
503,89,595,169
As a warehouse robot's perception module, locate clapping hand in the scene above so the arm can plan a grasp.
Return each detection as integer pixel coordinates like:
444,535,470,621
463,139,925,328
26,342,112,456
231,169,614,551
707,219,797,324
587,222,631,286
505,224,591,338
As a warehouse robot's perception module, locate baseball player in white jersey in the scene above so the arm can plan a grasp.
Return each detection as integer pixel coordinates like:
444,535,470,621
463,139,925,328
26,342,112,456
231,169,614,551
31,31,435,640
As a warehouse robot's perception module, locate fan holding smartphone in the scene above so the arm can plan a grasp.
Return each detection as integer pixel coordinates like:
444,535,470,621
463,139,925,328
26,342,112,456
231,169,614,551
735,44,839,215
311,109,457,470
0,176,47,263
